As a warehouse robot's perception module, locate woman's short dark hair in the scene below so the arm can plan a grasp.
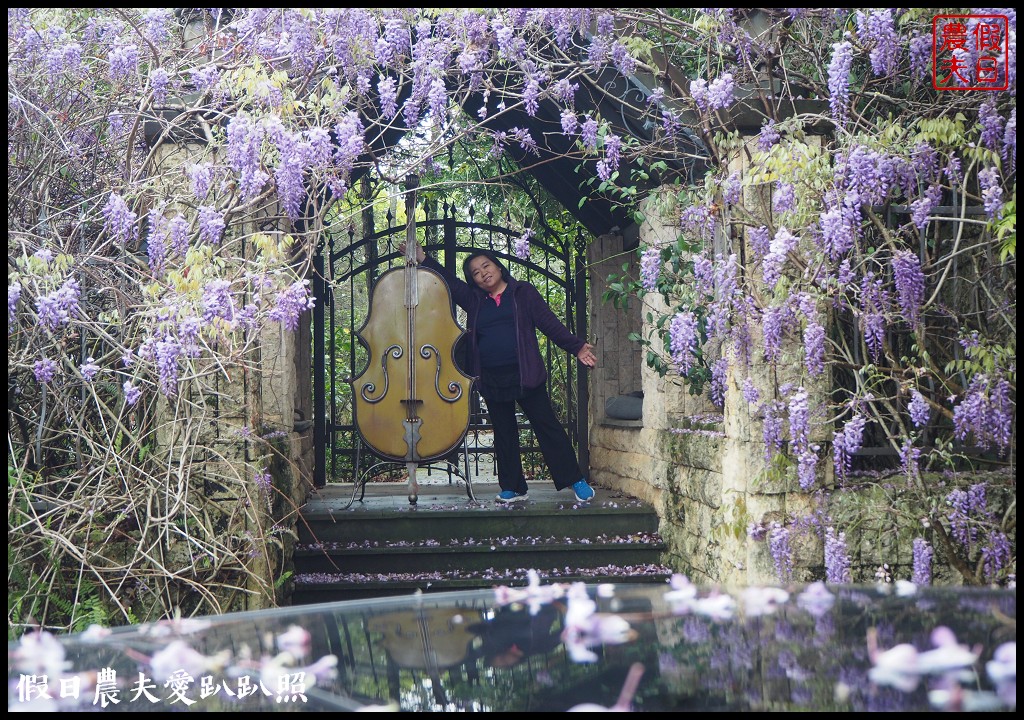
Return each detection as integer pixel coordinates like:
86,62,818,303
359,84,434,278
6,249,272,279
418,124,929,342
462,250,512,287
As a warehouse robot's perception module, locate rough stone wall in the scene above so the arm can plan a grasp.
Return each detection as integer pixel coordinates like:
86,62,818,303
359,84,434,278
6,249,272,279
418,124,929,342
585,164,831,587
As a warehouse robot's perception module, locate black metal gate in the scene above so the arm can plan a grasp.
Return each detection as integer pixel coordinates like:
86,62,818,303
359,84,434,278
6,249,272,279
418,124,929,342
312,199,589,488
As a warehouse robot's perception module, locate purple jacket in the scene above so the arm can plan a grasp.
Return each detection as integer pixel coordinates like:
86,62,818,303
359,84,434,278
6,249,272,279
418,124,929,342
423,257,586,390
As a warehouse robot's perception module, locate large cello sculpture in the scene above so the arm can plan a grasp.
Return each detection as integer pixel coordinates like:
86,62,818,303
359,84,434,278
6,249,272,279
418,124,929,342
349,176,474,505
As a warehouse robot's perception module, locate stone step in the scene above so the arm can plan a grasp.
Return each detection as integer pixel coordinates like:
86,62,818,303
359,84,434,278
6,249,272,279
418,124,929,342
291,482,671,606
296,505,661,545
293,537,666,574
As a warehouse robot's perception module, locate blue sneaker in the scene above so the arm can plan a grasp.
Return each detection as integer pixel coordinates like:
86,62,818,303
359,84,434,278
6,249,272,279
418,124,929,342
572,479,595,502
495,490,528,504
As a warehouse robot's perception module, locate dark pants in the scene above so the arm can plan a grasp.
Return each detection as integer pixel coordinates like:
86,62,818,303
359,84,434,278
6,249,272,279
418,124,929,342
486,383,582,493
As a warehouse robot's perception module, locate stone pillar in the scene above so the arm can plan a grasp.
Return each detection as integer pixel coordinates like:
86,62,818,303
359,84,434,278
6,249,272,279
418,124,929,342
144,134,314,613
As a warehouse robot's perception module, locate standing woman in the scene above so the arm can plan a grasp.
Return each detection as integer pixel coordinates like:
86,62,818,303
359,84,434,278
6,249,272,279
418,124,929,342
401,240,597,504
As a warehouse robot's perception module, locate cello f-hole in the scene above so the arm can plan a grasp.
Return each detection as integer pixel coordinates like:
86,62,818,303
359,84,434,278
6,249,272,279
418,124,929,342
361,344,403,403
420,344,464,403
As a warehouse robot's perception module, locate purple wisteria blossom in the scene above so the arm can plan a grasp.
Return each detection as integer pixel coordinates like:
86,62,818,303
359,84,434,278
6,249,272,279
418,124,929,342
788,387,810,449
167,215,190,257
513,229,533,260
824,526,852,584
689,78,708,112
908,32,931,80
146,214,168,276
274,132,307,219
34,358,57,384
102,194,138,245
763,227,798,290
797,447,819,490
856,9,899,77
833,414,866,482
818,200,859,260
741,378,760,405
580,117,599,151
255,466,273,492
80,357,100,381
707,72,735,110
373,74,397,118
61,43,83,75
227,114,269,201
910,184,942,232
892,250,925,326
692,255,714,298
761,401,785,462
668,311,699,376
828,40,854,125
912,142,940,181
150,67,170,103
269,280,316,332
722,171,742,205
747,521,767,542
946,484,987,546
36,278,81,331
188,163,214,200
509,127,539,156
768,522,794,582
911,538,932,585
803,320,826,377
982,532,1011,581
197,206,225,245
154,335,182,397
859,270,887,360
711,357,727,408
680,204,715,241
559,108,579,136
945,154,962,183
773,182,796,214
107,42,138,82
9,282,21,324
758,119,780,151
123,381,142,407
107,110,124,136
843,145,895,207
610,41,637,77
978,166,1003,219
761,303,791,364
142,8,172,44
190,64,220,95
202,279,236,326
953,374,1013,453
900,439,921,480
748,226,770,259
640,246,661,291
909,390,929,428
978,101,1005,152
